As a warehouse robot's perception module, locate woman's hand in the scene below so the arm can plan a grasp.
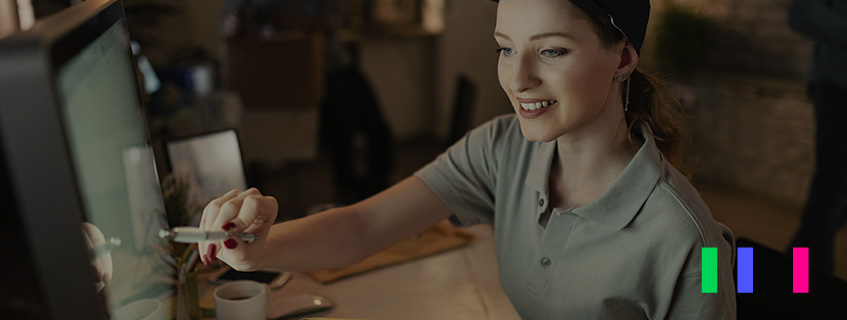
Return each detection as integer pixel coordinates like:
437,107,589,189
198,188,278,271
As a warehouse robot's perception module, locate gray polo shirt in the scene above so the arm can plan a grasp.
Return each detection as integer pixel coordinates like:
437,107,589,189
415,115,736,319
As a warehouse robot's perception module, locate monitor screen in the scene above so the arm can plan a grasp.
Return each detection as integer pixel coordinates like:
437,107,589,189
0,0,175,318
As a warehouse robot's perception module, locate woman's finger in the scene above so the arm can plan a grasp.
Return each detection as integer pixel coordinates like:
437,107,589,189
208,189,261,264
212,188,262,233
219,193,277,270
202,189,241,230
199,189,240,264
236,194,278,235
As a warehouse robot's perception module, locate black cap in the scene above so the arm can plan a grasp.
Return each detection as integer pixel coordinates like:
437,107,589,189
490,0,651,55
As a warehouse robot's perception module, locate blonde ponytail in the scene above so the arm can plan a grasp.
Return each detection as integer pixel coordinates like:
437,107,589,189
624,69,689,174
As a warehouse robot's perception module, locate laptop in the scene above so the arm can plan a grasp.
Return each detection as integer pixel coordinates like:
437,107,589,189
164,129,248,224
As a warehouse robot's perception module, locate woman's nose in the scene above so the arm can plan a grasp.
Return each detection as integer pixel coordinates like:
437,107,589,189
509,54,541,93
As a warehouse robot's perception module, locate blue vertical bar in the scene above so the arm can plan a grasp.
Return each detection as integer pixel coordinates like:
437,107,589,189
737,247,753,293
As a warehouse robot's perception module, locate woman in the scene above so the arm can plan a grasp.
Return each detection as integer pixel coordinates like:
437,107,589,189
198,0,737,318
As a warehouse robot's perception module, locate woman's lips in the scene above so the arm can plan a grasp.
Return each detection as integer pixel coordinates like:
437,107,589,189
518,101,557,119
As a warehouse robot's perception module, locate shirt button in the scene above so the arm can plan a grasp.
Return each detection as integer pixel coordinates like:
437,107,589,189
541,257,552,269
539,198,545,207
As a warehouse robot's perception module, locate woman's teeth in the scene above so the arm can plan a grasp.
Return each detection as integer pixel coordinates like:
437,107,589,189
520,100,557,111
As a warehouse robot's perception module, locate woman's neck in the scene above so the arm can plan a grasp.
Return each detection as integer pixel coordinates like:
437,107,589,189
549,120,638,209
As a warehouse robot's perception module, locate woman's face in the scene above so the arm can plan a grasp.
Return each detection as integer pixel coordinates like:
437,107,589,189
495,0,629,142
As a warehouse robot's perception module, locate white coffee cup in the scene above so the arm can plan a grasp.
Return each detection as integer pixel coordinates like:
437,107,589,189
214,280,269,320
112,299,165,320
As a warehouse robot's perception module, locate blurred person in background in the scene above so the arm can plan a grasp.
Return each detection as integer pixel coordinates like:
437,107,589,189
222,0,395,204
787,0,847,274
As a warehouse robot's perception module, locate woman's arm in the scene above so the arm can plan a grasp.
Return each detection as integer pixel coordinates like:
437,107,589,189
199,175,454,272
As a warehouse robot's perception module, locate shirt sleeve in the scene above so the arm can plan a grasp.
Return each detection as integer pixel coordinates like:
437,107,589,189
788,0,847,45
414,117,508,227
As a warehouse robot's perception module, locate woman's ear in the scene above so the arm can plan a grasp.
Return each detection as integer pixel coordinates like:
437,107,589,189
616,39,639,76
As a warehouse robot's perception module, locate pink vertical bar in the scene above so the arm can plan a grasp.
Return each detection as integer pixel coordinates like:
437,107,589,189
793,247,809,293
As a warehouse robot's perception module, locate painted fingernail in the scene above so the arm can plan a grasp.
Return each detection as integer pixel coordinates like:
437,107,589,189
208,244,217,261
224,239,238,249
222,222,236,231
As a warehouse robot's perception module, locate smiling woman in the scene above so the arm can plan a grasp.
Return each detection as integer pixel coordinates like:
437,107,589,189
495,1,627,145
194,0,737,319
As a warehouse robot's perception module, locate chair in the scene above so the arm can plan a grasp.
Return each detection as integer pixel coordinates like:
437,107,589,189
447,75,477,147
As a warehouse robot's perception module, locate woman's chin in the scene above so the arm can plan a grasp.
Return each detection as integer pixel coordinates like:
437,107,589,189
518,123,559,142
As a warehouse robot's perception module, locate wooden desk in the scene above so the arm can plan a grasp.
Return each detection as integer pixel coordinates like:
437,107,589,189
264,225,519,320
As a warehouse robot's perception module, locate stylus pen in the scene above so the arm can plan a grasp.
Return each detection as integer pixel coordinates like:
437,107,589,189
159,227,256,243
91,237,121,259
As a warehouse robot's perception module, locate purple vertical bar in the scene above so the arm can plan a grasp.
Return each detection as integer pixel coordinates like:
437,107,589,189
737,247,753,293
793,247,809,293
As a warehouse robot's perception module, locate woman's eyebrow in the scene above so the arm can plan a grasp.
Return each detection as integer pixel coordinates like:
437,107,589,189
530,32,573,41
493,31,574,42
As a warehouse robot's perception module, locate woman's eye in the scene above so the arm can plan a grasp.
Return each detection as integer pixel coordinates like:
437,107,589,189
541,49,568,58
496,47,515,56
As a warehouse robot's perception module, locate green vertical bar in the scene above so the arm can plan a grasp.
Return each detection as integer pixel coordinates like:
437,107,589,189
702,247,718,293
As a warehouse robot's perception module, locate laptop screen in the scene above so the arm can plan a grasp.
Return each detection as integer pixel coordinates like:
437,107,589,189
166,129,248,223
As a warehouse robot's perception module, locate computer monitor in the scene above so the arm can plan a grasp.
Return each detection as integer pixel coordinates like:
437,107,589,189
0,0,174,319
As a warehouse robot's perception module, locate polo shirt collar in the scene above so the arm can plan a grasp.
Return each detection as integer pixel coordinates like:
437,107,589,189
525,139,556,194
524,125,664,230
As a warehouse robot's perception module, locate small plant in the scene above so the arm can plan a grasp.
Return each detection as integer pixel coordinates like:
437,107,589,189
161,174,198,228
